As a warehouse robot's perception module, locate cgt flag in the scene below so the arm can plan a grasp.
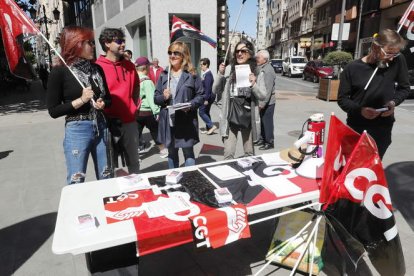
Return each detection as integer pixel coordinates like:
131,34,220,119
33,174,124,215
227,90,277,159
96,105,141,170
170,15,217,48
324,132,406,275
320,114,360,208
190,204,250,249
0,0,39,79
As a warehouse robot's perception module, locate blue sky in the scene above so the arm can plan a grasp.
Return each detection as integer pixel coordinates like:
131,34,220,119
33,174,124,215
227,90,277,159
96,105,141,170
228,0,258,38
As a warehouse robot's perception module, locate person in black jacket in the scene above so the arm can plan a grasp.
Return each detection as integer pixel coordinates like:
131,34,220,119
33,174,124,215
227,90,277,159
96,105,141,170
338,29,410,159
47,26,112,184
198,58,216,135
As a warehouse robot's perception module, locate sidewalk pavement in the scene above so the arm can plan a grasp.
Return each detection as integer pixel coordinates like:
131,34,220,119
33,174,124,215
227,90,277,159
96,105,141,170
0,82,413,275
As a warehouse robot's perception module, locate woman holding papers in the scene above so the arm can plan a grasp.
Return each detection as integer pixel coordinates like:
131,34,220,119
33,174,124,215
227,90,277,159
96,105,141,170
213,40,266,160
47,26,112,184
154,41,204,168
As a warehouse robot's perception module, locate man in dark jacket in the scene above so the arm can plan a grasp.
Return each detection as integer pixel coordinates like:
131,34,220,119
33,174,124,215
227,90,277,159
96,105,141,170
198,58,217,135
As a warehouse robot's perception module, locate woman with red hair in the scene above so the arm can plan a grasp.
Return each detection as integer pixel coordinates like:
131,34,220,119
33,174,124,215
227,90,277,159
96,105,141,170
47,26,112,184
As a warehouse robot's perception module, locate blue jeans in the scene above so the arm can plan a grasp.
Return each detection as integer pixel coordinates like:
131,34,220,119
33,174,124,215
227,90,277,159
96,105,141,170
167,146,195,168
199,102,213,129
63,120,111,184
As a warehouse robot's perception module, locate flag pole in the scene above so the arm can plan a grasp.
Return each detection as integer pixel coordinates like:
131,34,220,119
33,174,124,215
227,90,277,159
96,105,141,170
223,0,247,65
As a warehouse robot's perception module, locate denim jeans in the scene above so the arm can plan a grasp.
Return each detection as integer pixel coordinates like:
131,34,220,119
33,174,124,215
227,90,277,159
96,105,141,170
63,119,111,184
199,102,213,129
167,146,195,168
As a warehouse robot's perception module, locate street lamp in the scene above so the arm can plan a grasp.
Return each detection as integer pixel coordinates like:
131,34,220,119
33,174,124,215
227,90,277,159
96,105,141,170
29,5,60,69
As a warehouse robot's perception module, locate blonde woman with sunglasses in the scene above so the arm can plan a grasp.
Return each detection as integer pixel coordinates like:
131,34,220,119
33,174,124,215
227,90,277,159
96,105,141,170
338,29,410,159
154,41,204,168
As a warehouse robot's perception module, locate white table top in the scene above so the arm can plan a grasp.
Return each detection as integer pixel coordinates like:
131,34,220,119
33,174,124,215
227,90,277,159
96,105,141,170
52,159,320,255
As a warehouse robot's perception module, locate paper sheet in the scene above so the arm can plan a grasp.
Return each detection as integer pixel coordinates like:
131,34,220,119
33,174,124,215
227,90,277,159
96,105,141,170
260,176,302,197
207,165,245,180
144,195,191,218
235,64,251,88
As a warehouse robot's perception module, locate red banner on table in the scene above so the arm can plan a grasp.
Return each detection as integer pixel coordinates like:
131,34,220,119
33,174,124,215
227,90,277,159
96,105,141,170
131,192,214,256
189,204,251,249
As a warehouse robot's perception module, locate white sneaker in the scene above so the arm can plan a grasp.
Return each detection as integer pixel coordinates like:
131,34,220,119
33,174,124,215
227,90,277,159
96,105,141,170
159,148,168,158
206,125,218,135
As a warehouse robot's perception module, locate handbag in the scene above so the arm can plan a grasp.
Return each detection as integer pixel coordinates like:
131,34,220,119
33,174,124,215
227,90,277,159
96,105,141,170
227,97,251,129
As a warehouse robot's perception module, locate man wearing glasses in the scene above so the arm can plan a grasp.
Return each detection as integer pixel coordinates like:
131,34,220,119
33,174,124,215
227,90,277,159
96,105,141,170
338,29,410,159
96,28,141,174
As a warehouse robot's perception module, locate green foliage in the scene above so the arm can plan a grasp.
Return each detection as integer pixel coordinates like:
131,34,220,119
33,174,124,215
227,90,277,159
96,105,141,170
323,51,353,66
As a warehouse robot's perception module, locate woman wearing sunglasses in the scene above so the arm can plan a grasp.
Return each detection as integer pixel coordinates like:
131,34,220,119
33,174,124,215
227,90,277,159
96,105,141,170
338,29,410,159
213,40,266,160
47,26,112,184
154,41,204,168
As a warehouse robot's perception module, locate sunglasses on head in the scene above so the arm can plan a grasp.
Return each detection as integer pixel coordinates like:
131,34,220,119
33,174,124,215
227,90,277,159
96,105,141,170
235,49,249,55
168,51,182,57
113,38,125,45
380,47,400,58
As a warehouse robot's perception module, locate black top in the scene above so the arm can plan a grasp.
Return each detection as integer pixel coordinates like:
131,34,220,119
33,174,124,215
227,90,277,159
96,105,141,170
338,55,410,126
47,65,111,119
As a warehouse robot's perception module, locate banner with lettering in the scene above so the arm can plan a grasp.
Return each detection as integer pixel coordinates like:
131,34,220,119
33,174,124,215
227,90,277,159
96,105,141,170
324,132,405,275
189,204,250,249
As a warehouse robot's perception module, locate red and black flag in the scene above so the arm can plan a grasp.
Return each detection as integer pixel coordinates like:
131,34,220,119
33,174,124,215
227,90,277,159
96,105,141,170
322,120,406,275
170,15,217,48
0,0,39,79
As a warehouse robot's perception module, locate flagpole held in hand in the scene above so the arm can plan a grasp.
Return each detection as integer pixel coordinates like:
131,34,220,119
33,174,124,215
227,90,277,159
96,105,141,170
223,0,247,65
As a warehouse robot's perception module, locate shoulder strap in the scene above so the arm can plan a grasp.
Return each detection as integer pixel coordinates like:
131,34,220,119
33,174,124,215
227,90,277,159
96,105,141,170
140,76,151,83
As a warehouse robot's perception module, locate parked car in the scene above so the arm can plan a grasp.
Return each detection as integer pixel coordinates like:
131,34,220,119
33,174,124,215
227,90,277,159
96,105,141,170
302,60,334,83
270,59,283,73
282,56,307,77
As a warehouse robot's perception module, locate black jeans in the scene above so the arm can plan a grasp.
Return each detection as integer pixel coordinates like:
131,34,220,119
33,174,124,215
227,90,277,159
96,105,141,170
259,104,275,144
348,123,393,159
137,113,160,145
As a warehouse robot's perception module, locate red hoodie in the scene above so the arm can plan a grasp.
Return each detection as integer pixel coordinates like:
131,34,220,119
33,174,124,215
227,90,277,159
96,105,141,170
96,55,141,123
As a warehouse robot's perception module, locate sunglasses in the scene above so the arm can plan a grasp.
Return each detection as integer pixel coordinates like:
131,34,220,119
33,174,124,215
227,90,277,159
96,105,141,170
113,39,125,45
168,51,183,57
235,49,249,55
380,47,400,58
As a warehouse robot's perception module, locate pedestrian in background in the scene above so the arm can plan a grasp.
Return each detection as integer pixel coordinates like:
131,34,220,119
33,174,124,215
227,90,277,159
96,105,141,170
149,57,163,85
47,26,112,184
199,58,217,135
255,50,277,150
154,41,204,168
135,56,168,158
338,29,410,159
96,28,141,174
38,64,49,90
213,40,266,160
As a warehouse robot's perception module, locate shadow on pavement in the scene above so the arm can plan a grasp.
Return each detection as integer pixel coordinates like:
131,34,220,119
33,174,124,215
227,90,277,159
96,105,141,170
0,150,13,160
0,80,47,115
385,161,414,231
0,212,57,275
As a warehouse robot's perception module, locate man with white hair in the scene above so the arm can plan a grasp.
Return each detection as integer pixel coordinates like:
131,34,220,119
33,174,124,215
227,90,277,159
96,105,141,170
149,58,163,85
254,50,277,150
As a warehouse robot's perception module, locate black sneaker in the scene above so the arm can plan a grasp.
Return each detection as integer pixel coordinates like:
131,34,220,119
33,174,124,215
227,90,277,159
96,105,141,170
259,143,274,150
253,139,264,146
